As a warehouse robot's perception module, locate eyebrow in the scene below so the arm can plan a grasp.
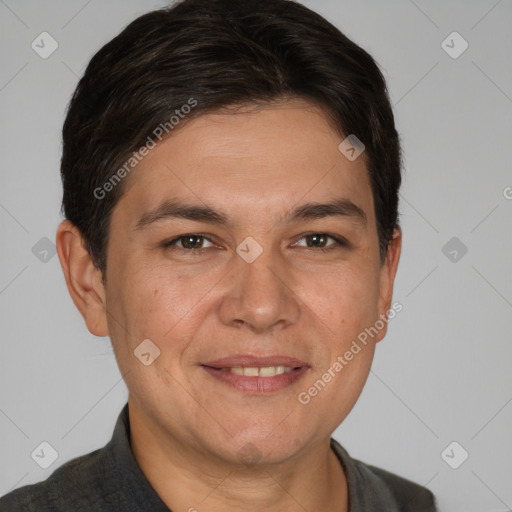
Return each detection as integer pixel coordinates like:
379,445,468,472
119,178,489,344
133,197,367,231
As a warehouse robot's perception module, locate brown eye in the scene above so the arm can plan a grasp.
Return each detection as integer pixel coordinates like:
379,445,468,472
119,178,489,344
294,233,346,250
163,233,214,250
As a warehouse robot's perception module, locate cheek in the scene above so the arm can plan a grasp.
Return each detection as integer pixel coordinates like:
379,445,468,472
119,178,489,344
105,270,198,401
304,263,380,337
111,267,211,359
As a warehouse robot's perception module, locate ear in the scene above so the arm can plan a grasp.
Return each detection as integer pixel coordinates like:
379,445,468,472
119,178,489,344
56,220,109,337
375,227,402,343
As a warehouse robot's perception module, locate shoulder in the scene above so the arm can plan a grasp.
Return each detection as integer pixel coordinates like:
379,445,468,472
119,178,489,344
360,461,437,511
330,438,437,511
0,447,113,512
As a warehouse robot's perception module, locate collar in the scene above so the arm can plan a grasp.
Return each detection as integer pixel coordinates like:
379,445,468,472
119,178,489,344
106,403,397,511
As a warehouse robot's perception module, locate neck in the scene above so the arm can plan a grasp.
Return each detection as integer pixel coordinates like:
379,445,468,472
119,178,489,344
128,402,348,512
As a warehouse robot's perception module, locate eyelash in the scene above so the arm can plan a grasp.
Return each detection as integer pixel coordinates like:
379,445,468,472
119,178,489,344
162,232,348,254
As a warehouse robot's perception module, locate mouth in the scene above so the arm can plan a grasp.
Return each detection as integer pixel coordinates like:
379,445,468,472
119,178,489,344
207,366,296,376
200,355,310,394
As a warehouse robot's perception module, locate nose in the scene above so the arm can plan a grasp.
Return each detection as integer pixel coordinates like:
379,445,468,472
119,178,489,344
218,243,301,334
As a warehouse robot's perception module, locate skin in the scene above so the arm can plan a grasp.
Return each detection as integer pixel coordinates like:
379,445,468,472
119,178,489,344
57,97,401,512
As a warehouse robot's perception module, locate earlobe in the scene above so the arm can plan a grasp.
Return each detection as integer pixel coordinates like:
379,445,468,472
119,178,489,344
375,228,402,343
56,220,109,337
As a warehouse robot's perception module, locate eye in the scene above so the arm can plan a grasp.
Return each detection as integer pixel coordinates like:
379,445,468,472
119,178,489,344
163,233,215,251
293,233,347,252
162,232,347,254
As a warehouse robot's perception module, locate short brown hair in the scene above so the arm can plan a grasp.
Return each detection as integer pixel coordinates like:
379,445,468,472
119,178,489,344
60,0,402,278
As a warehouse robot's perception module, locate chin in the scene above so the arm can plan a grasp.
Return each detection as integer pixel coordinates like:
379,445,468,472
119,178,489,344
221,427,308,466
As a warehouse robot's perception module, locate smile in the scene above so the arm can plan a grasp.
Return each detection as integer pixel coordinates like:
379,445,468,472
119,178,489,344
219,366,294,376
201,364,309,394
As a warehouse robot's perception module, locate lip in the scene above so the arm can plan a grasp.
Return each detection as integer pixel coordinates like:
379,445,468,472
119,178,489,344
202,355,309,368
201,366,309,394
200,354,310,395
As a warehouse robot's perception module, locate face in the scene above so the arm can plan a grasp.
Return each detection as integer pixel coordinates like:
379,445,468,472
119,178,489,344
63,98,401,466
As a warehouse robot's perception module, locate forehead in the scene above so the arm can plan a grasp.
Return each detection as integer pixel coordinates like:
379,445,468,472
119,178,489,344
116,99,374,228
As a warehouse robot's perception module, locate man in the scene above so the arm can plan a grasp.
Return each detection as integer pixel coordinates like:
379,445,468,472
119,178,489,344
0,0,437,510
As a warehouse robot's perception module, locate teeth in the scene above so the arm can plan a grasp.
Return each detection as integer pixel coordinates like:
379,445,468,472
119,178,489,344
226,366,294,377
259,366,279,377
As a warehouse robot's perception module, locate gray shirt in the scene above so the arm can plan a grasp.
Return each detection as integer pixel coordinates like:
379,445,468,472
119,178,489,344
0,403,437,511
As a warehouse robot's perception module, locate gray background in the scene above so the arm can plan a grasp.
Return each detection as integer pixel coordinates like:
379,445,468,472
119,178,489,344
0,1,511,511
